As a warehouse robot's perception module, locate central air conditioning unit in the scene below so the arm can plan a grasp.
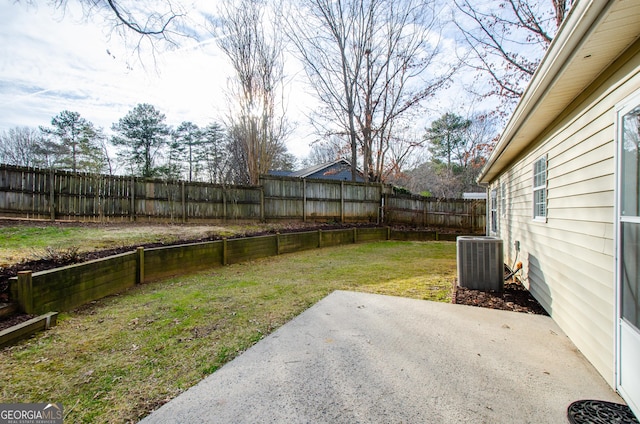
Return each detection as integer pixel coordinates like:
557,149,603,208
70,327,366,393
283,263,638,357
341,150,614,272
456,236,504,291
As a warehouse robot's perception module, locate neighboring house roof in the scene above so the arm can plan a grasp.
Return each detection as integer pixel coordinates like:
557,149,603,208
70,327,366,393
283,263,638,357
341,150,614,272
270,159,365,182
478,0,640,184
267,170,293,177
462,192,487,200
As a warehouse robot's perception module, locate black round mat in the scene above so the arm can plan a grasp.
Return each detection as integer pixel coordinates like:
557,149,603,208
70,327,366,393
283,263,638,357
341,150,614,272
568,400,639,424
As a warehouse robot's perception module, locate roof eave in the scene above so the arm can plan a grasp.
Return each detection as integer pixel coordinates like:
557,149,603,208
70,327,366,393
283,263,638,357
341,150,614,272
478,0,617,184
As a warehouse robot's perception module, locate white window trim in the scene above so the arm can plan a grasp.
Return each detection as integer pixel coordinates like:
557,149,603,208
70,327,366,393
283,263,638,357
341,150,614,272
533,155,548,222
614,87,640,407
490,188,498,235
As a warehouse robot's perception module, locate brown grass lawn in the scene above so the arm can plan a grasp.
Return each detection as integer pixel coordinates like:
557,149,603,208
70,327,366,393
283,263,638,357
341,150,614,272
0,222,456,423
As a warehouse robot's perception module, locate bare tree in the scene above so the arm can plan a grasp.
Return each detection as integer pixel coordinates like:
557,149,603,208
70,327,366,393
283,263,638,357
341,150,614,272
20,0,192,59
383,128,427,183
303,137,348,167
285,0,364,181
460,112,497,168
286,0,452,183
456,111,497,190
454,0,572,110
214,0,292,185
358,1,454,182
98,135,117,175
0,127,47,167
406,161,466,198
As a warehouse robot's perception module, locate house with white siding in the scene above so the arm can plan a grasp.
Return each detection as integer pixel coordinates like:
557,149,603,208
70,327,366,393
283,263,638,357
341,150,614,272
477,0,640,416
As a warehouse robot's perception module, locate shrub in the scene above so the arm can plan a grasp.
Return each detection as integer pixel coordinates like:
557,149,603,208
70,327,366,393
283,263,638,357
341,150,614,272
31,246,81,265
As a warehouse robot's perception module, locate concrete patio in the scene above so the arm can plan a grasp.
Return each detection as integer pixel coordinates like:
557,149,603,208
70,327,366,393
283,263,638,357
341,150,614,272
140,290,623,423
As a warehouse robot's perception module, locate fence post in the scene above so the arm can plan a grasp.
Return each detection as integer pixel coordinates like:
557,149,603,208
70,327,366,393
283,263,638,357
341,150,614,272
353,227,357,243
223,238,228,265
303,179,307,222
130,177,136,222
381,194,386,225
181,181,186,224
340,181,345,223
377,183,383,225
17,271,34,314
260,186,265,221
423,198,427,228
471,201,475,232
96,175,103,222
222,190,227,222
49,169,55,221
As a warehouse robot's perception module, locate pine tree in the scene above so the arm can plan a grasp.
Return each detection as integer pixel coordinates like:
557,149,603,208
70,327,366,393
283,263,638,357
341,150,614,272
40,110,106,173
111,104,170,178
173,122,204,182
202,122,230,184
424,113,471,168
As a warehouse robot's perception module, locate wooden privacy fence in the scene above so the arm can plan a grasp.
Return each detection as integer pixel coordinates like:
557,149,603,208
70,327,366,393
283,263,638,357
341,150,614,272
9,227,463,315
384,194,485,231
0,164,485,231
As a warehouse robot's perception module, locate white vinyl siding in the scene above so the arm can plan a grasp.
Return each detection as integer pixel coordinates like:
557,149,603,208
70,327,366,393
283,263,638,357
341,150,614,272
492,47,640,387
501,181,506,218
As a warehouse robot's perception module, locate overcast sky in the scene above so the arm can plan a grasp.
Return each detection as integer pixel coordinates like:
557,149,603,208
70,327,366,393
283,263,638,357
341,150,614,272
0,1,476,161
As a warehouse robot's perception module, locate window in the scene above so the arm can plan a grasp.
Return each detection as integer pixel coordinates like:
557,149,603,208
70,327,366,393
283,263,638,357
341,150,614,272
620,104,640,217
490,188,498,234
533,156,547,220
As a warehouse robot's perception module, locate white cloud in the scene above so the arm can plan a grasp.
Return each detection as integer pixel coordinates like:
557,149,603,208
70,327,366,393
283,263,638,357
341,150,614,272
0,1,315,159
0,1,496,164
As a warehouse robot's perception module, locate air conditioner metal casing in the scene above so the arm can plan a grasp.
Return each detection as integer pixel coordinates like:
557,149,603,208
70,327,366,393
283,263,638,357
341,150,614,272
456,236,504,291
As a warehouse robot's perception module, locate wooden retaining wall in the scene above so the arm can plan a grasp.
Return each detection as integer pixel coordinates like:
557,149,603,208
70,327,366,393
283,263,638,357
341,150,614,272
0,312,58,348
11,252,139,314
8,228,466,315
143,242,224,282
0,164,485,231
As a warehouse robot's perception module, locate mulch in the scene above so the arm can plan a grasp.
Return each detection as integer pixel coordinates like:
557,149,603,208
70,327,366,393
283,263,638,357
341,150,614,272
453,280,548,315
0,313,35,331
